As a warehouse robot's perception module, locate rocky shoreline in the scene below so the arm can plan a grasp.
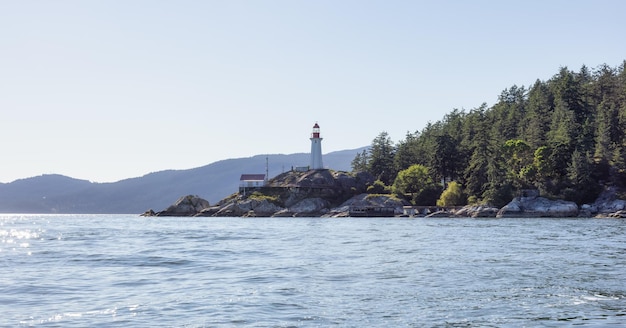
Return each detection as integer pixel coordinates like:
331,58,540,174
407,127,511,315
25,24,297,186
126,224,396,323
141,170,626,219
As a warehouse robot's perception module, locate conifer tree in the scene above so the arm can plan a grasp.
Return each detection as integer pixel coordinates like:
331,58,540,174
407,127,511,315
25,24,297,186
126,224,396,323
367,132,396,185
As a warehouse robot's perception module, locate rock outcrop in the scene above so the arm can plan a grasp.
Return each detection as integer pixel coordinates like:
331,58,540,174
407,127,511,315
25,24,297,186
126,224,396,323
142,195,210,217
584,187,626,218
454,205,500,218
143,170,382,217
143,175,626,219
497,195,579,218
607,210,626,218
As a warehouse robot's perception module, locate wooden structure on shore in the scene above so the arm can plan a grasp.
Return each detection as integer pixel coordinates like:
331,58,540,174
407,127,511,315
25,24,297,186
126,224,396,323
349,206,396,217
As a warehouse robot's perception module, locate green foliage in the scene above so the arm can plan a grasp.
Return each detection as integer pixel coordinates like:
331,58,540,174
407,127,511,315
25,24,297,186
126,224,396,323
467,195,479,205
565,150,601,204
351,149,369,172
361,132,397,185
431,134,459,184
365,193,402,202
482,183,514,208
502,139,533,188
437,181,466,207
392,164,442,205
392,164,431,195
394,131,421,172
413,185,443,206
359,62,626,205
367,180,390,194
248,192,280,204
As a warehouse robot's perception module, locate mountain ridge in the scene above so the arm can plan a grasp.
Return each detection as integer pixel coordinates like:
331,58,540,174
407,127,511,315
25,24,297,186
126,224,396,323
0,147,366,214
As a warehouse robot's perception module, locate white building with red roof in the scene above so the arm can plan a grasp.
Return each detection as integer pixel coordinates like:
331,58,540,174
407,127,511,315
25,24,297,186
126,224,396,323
239,174,266,189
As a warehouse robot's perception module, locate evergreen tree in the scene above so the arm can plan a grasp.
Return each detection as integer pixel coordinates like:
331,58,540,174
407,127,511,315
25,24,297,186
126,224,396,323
502,139,533,188
490,85,527,141
565,149,599,204
461,105,490,199
351,149,369,172
611,143,626,188
367,132,396,185
431,134,458,186
394,131,420,172
362,61,626,205
524,80,554,148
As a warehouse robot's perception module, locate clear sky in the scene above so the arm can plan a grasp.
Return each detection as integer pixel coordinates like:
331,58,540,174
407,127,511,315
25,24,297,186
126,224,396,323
1,1,625,183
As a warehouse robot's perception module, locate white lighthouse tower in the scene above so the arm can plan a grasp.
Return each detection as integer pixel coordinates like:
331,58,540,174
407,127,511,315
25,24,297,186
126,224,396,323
310,122,324,170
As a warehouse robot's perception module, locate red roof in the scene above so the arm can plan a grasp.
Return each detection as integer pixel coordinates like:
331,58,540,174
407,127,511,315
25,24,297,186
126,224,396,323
313,123,319,128
240,174,266,181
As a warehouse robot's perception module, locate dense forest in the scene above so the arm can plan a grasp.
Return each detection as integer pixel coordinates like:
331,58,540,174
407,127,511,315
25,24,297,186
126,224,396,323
352,62,626,208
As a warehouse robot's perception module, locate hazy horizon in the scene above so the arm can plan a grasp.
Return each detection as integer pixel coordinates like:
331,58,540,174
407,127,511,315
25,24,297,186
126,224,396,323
2,1,625,183
1,146,368,184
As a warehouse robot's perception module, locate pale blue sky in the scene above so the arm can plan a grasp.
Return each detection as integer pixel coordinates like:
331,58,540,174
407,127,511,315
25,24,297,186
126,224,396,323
1,0,625,183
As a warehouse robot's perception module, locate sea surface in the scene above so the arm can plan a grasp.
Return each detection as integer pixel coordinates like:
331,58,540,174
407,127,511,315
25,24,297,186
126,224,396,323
0,214,624,327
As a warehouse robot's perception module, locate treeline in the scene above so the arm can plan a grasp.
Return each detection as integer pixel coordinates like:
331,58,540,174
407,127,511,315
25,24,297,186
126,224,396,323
352,62,626,207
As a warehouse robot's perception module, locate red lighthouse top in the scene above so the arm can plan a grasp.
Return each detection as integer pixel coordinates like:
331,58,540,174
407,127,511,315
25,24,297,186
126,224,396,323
311,123,321,138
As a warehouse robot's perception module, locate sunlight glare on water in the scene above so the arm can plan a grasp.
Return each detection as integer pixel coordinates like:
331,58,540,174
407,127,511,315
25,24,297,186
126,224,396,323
0,214,624,327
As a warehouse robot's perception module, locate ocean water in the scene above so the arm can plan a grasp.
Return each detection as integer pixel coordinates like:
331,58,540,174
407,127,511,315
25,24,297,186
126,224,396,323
0,214,624,327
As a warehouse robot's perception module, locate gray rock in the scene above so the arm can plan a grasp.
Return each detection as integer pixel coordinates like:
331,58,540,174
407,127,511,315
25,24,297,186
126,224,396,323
599,199,626,213
582,186,626,217
497,197,579,218
425,210,453,218
607,210,626,218
156,195,210,216
289,198,330,215
140,209,156,217
455,205,499,218
195,206,221,217
152,170,378,217
215,198,284,217
272,209,297,217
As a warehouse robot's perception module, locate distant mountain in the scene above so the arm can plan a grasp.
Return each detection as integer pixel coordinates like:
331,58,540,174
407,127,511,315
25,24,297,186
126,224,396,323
0,147,367,214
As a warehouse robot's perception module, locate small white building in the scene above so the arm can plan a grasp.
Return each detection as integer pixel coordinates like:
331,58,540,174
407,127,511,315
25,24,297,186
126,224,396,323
239,174,266,189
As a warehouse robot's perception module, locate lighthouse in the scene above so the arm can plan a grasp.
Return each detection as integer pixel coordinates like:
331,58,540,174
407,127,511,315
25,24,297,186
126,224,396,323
310,122,324,170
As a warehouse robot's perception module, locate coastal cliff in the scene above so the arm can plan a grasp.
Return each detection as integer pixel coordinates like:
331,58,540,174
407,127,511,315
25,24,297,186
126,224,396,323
143,172,625,218
143,169,409,217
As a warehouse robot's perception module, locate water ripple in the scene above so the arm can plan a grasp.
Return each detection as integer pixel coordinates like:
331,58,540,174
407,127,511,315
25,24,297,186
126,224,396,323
0,215,624,327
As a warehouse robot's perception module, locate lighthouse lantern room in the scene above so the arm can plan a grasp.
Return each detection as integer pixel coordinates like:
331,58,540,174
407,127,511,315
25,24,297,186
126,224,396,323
310,122,324,170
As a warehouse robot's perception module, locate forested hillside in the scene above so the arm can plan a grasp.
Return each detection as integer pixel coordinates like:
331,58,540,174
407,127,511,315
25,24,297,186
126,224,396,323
353,62,626,207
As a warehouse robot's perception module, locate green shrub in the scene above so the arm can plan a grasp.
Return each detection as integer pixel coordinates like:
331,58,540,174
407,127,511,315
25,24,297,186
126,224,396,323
436,181,467,207
413,185,442,205
248,192,279,204
367,180,390,194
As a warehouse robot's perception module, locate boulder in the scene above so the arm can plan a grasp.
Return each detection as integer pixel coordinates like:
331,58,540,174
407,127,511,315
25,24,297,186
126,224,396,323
598,199,626,213
497,196,579,218
214,198,284,217
155,195,210,216
140,209,156,217
272,209,297,217
607,210,626,218
425,210,453,218
455,205,499,218
149,170,378,217
195,206,222,217
583,186,626,217
288,198,330,216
